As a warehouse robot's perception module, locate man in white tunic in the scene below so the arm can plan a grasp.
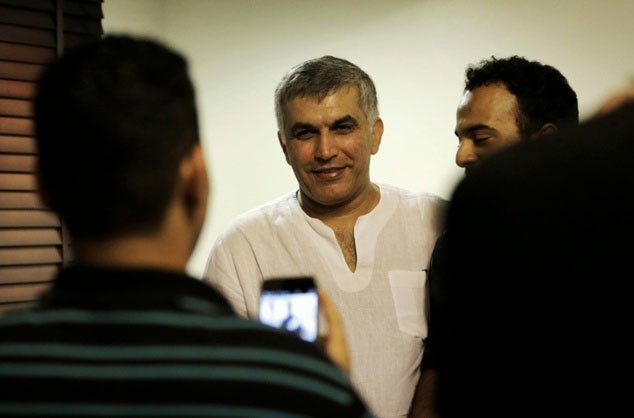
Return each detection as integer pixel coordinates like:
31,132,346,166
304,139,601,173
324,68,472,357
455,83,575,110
204,56,445,418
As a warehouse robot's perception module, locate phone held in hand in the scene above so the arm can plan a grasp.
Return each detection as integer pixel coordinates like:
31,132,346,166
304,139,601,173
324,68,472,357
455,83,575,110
259,277,319,343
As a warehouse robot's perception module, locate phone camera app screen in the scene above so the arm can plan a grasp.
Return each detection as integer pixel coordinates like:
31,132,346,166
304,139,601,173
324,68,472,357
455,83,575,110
259,289,318,342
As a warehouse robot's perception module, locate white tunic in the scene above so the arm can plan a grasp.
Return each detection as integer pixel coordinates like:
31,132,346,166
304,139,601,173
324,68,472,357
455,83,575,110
204,184,446,417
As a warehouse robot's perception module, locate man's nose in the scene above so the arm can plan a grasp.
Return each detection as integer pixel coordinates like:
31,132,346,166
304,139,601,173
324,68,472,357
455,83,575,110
315,132,337,160
455,139,478,168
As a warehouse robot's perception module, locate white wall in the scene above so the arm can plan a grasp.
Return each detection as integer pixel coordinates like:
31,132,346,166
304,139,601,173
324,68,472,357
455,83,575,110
103,0,634,277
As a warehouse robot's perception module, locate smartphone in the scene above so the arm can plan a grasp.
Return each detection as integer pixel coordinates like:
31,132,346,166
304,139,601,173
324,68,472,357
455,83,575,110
259,277,319,343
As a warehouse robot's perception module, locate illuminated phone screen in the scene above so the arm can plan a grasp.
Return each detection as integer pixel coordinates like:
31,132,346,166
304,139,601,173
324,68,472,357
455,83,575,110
259,280,318,343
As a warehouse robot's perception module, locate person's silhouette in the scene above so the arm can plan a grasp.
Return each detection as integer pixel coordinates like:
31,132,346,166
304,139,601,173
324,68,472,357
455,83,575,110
280,299,304,336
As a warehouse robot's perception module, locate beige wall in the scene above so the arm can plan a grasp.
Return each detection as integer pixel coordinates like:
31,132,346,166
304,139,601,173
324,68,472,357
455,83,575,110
103,0,634,277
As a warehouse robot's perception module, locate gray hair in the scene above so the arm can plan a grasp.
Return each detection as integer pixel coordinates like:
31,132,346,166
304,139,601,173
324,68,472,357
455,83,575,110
274,55,379,132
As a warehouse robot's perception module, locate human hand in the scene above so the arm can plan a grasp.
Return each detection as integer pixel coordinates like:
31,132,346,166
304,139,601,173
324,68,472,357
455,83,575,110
318,290,351,374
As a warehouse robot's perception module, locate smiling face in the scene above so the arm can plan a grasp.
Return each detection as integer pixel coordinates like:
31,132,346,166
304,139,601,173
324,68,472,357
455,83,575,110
278,86,383,213
455,83,522,177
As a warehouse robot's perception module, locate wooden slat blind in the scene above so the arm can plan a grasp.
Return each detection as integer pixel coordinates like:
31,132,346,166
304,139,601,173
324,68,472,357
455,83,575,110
0,98,34,117
0,135,37,154
0,0,103,311
0,173,38,190
0,154,37,172
0,191,45,209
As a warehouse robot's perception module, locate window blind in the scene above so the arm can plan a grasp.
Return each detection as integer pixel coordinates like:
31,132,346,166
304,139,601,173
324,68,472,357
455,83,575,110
0,0,103,312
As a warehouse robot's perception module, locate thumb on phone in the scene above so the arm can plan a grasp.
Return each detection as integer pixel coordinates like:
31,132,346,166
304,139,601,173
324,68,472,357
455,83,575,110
318,290,351,374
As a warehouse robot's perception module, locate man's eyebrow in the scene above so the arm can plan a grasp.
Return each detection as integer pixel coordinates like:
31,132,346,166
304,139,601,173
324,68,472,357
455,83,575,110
454,123,495,137
290,122,317,133
289,116,358,133
332,115,358,126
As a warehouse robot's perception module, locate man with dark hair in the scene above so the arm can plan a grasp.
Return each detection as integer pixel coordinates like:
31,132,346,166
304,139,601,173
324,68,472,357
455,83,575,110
204,56,446,417
436,91,634,418
409,56,579,418
456,55,578,175
0,35,371,417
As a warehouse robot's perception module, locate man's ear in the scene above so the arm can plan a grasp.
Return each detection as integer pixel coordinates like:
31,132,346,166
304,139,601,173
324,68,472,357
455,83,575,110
180,143,209,220
370,118,384,155
531,123,558,140
278,131,290,164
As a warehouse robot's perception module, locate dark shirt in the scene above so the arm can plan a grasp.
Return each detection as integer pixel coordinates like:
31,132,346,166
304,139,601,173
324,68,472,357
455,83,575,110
436,103,634,417
0,266,372,418
420,232,447,371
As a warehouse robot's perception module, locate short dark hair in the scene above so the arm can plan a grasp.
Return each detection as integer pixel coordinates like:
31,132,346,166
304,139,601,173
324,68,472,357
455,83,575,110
35,35,199,239
465,56,579,135
274,55,379,131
